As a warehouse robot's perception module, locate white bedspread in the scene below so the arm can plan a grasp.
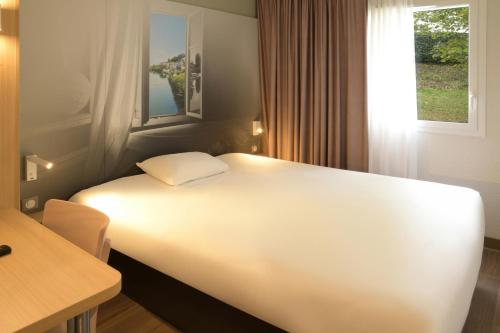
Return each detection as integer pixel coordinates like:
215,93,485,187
71,153,484,333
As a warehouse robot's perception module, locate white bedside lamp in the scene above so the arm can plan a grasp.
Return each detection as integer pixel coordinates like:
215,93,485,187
253,121,263,136
26,155,54,182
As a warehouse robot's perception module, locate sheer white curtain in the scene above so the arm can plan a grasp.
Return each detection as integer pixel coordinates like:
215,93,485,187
85,0,143,183
367,0,418,178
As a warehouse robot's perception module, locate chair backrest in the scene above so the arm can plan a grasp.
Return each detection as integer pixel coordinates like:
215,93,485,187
43,199,110,259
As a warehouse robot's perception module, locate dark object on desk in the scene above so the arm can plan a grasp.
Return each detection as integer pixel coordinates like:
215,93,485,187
0,244,12,257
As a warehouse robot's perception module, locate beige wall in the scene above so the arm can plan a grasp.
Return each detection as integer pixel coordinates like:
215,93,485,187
171,0,256,17
417,0,500,238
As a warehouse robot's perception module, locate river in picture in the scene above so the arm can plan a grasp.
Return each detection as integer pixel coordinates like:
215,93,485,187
149,72,180,117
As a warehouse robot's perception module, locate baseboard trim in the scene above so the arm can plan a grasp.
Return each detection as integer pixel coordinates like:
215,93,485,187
485,237,500,251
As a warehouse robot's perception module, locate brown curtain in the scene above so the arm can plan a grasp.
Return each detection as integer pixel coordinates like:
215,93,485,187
257,0,368,171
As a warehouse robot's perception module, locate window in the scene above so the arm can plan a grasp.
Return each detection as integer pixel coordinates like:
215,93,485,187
134,1,204,130
412,0,486,136
149,13,187,120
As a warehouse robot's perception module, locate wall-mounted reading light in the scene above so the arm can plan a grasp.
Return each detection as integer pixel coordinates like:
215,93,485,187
253,121,263,136
26,155,54,182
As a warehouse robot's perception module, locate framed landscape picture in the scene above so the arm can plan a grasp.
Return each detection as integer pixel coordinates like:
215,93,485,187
138,2,204,129
149,12,187,119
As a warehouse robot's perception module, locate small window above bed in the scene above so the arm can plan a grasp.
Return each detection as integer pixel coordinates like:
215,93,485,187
132,1,204,131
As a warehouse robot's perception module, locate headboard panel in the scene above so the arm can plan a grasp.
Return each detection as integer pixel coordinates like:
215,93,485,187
20,0,260,209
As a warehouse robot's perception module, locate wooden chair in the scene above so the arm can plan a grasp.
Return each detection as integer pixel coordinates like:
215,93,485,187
42,199,112,333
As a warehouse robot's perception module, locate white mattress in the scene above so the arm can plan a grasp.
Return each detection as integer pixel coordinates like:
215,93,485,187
71,153,484,333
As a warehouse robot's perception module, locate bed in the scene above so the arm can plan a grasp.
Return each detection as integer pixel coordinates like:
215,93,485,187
71,153,484,333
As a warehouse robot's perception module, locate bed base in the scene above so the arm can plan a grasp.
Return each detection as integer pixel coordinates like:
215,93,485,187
108,250,286,333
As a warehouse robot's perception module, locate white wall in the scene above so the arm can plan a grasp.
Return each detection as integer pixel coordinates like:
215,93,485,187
417,0,500,238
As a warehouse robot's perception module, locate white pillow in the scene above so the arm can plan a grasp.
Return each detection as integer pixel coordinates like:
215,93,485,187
136,152,229,186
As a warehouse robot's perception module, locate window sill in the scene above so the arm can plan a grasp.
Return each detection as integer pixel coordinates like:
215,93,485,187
417,120,485,138
131,115,193,132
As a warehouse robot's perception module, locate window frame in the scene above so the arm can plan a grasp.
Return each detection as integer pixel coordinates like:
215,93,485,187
132,0,194,131
412,0,487,137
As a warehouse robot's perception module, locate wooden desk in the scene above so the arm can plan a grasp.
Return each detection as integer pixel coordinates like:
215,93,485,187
0,209,121,333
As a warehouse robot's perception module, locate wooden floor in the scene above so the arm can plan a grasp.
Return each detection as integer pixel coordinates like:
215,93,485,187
97,293,179,333
463,249,500,333
97,249,500,333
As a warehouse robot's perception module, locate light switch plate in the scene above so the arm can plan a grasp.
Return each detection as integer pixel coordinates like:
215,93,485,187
22,196,39,213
